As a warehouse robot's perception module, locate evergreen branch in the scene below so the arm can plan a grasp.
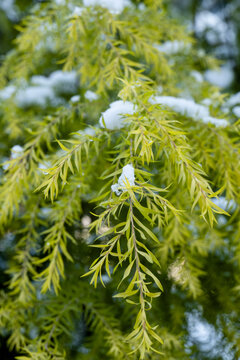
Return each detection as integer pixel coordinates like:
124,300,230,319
0,111,67,226
35,187,81,294
85,303,129,358
7,200,41,303
36,133,100,201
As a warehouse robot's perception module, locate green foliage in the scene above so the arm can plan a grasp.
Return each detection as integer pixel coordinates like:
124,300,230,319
0,1,240,360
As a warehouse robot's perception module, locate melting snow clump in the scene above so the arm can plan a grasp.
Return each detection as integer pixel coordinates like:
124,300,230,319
111,164,135,195
150,96,228,127
150,96,209,119
99,100,135,130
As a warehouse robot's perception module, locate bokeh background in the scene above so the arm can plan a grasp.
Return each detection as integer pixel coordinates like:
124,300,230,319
0,1,240,359
1,0,240,90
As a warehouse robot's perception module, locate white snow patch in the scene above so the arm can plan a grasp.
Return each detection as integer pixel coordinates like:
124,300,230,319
201,98,212,106
150,96,208,119
2,145,24,171
227,92,240,107
187,312,219,352
38,163,51,175
85,90,99,101
16,86,57,108
15,70,78,108
54,0,66,4
155,40,190,55
0,85,16,101
195,11,235,46
150,96,228,127
232,106,240,118
75,127,96,139
72,6,84,16
202,116,228,127
70,95,81,103
205,66,234,89
190,71,203,83
31,71,78,95
0,0,18,20
48,71,78,95
83,0,131,14
138,3,146,11
11,145,23,159
111,164,135,195
99,100,135,130
31,76,50,87
40,207,52,218
82,127,96,136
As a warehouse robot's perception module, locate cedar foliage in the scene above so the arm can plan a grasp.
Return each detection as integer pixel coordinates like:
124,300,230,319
0,1,240,359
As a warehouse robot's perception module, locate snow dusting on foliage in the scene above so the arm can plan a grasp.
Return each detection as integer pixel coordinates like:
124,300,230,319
150,96,228,127
99,100,135,130
111,164,135,195
9,71,79,108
